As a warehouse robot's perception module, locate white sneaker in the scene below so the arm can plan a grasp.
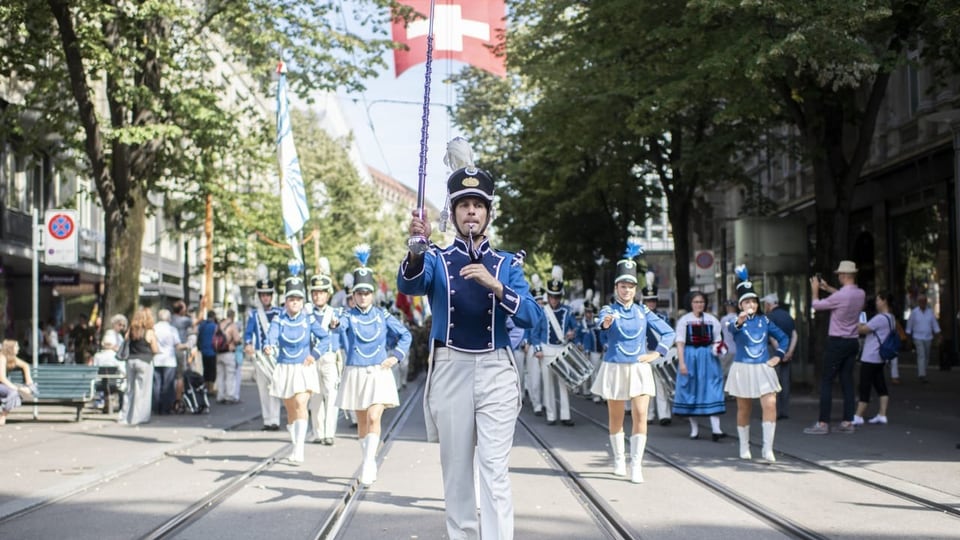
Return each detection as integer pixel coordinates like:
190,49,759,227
868,415,888,424
851,415,865,426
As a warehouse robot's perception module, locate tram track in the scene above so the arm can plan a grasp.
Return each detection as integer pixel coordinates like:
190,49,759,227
516,415,637,540
571,403,960,538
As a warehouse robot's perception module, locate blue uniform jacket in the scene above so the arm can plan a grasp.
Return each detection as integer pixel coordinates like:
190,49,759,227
397,237,542,352
244,306,282,349
308,303,340,356
576,316,602,353
727,314,790,364
265,309,329,365
599,301,676,363
338,305,411,367
533,303,577,348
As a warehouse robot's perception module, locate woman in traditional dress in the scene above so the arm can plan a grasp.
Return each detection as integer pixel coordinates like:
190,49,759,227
673,291,727,441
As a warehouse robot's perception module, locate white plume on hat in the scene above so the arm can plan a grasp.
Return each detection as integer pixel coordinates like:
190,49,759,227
439,137,477,233
443,137,475,171
585,289,594,302
531,273,542,289
342,272,354,289
318,257,331,276
645,271,655,288
551,265,563,282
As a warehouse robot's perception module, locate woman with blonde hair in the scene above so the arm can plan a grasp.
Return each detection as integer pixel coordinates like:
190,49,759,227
0,340,24,424
3,340,37,397
119,307,159,425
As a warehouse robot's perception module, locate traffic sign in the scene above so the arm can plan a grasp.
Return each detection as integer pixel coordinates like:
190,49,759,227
44,209,78,265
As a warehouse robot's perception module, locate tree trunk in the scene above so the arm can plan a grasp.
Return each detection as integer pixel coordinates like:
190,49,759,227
104,189,146,321
203,193,214,314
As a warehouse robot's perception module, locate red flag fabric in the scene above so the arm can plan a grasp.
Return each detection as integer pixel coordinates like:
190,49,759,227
392,0,506,78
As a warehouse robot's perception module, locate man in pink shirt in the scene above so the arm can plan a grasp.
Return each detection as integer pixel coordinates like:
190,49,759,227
804,260,866,435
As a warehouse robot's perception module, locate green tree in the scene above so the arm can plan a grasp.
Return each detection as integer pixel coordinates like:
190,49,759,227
0,0,402,319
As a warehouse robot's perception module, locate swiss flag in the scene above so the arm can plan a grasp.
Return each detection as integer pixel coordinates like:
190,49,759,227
392,0,507,78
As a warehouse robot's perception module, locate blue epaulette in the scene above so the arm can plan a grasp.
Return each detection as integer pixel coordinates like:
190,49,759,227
510,249,526,267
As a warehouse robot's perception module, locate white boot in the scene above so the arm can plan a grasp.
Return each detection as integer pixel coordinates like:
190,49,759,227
609,432,626,476
286,423,299,463
360,433,379,485
629,434,647,483
293,419,308,462
761,421,776,463
737,425,752,460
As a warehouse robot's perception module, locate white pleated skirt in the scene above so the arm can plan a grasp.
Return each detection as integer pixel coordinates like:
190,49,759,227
591,361,657,401
724,362,782,398
336,364,400,411
269,362,320,399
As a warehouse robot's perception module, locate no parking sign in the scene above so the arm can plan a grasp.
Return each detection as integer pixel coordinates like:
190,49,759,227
44,209,78,265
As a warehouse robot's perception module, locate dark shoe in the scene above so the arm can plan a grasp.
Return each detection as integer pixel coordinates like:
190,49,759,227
776,414,789,420
546,420,557,426
689,433,699,440
920,377,929,384
266,424,281,431
712,432,728,442
323,438,335,446
659,418,672,426
533,409,544,417
561,419,575,427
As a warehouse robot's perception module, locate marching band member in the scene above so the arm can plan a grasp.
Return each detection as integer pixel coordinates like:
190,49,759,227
525,276,546,416
593,246,675,483
576,298,603,404
537,266,577,426
307,260,341,445
243,275,283,431
724,265,790,462
642,277,673,424
673,291,727,441
263,276,327,464
398,138,542,540
335,245,411,486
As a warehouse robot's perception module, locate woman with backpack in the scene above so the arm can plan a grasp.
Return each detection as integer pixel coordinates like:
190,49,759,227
853,292,896,425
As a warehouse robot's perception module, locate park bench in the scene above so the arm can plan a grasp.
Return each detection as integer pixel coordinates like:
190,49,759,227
7,365,100,421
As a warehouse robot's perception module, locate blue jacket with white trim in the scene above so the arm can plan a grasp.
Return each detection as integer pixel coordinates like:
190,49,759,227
397,237,542,352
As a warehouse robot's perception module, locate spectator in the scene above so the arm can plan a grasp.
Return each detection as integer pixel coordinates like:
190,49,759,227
170,301,194,343
215,309,241,404
196,310,219,397
804,260,865,435
0,340,24,425
3,339,37,397
93,333,125,411
905,293,940,383
102,314,128,352
761,293,798,420
153,309,186,414
854,292,895,425
118,307,159,425
41,319,59,363
69,315,96,365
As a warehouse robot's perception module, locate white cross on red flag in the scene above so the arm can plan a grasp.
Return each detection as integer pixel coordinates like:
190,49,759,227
392,0,507,78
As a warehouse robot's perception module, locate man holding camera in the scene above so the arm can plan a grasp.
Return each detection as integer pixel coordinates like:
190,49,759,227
804,261,865,435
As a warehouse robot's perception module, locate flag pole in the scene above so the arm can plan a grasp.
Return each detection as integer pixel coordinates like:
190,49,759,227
407,0,437,256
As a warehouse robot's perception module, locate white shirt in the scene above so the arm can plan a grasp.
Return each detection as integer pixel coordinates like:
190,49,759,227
153,321,181,368
906,306,940,341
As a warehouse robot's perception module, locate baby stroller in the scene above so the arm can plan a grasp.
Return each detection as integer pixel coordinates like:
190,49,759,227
176,370,210,414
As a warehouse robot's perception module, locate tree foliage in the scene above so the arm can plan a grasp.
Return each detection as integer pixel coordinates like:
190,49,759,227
0,0,404,319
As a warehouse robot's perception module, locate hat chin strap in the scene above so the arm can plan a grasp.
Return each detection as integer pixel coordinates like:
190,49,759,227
454,215,491,239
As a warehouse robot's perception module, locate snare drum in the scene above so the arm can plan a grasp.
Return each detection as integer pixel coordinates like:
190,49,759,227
549,343,596,390
650,347,678,400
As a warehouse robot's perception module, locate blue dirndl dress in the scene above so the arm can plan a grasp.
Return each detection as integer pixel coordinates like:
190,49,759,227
672,314,726,416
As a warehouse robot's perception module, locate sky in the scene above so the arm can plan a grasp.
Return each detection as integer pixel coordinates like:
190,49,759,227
337,62,466,212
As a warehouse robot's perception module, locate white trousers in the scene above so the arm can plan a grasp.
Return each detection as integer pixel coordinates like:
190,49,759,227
513,347,526,399
651,372,672,420
119,358,153,425
915,339,932,377
581,351,602,396
253,360,282,426
215,352,239,401
541,344,570,422
309,352,340,440
428,347,520,540
525,346,542,412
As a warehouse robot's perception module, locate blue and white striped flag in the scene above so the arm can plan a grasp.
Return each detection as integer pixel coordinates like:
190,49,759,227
276,62,309,265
